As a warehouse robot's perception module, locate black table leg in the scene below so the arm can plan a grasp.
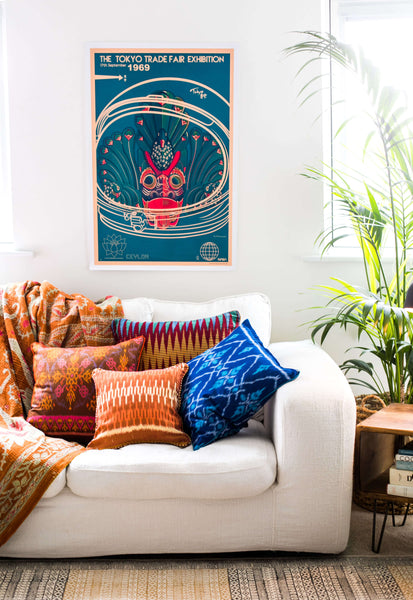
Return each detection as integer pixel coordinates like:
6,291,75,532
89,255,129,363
391,503,410,527
372,500,410,553
372,499,389,553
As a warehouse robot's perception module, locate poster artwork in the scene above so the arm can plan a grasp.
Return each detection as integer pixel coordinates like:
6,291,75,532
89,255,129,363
90,48,234,268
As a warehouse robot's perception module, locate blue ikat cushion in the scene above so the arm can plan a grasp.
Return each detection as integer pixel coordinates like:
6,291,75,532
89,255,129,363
180,319,299,450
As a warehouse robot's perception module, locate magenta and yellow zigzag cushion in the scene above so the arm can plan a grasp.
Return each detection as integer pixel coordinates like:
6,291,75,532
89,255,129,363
112,311,240,371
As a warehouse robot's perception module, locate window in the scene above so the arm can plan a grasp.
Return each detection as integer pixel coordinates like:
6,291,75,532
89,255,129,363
328,0,413,250
0,0,13,245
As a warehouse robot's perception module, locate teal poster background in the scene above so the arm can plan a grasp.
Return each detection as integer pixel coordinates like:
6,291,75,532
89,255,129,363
90,48,233,267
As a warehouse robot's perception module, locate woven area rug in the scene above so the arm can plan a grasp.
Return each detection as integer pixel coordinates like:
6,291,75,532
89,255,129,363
0,556,412,600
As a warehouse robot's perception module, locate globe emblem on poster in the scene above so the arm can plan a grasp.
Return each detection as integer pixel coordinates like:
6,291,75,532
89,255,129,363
200,242,219,262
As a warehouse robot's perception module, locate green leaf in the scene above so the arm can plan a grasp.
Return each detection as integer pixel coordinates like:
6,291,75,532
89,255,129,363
341,358,374,376
407,350,413,380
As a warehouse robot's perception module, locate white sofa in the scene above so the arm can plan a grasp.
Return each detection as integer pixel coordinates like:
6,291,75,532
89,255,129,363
0,292,356,558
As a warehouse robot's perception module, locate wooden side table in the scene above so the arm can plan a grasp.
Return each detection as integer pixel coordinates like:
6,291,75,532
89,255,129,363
355,403,413,552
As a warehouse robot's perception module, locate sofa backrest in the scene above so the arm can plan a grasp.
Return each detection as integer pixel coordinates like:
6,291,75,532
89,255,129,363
122,292,272,347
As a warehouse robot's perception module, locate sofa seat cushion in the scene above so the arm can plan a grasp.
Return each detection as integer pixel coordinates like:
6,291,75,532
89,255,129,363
66,420,276,500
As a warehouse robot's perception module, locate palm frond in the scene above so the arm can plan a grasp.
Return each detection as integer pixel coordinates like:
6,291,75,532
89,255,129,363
286,31,413,403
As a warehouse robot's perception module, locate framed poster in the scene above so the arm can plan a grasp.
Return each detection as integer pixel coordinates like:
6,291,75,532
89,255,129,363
89,46,235,269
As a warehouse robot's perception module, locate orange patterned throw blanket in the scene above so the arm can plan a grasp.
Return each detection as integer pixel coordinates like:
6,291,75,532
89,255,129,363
0,280,124,546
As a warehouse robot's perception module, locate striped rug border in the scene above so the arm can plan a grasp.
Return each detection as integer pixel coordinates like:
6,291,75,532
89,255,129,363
0,556,412,600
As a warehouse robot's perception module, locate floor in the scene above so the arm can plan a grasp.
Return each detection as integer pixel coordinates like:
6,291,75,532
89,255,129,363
344,503,413,556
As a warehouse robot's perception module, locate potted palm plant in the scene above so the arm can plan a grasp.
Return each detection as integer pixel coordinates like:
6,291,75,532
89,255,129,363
285,32,413,408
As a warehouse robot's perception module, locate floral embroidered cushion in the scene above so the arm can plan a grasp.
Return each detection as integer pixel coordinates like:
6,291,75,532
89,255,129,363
180,320,300,450
111,311,240,371
88,363,190,450
27,337,144,441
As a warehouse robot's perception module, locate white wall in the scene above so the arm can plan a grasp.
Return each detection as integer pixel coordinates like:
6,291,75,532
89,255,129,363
0,0,364,362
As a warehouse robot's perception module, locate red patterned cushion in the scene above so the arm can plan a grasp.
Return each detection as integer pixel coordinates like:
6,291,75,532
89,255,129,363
27,337,144,441
111,311,240,371
88,364,190,449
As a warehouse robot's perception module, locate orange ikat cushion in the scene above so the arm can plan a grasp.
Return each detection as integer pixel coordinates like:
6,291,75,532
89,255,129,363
88,363,191,450
27,337,145,442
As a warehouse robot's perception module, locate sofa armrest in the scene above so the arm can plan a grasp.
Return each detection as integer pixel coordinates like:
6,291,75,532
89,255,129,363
265,339,356,553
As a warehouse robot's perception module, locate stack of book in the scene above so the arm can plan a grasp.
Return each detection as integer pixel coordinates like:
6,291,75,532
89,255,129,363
387,440,413,498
